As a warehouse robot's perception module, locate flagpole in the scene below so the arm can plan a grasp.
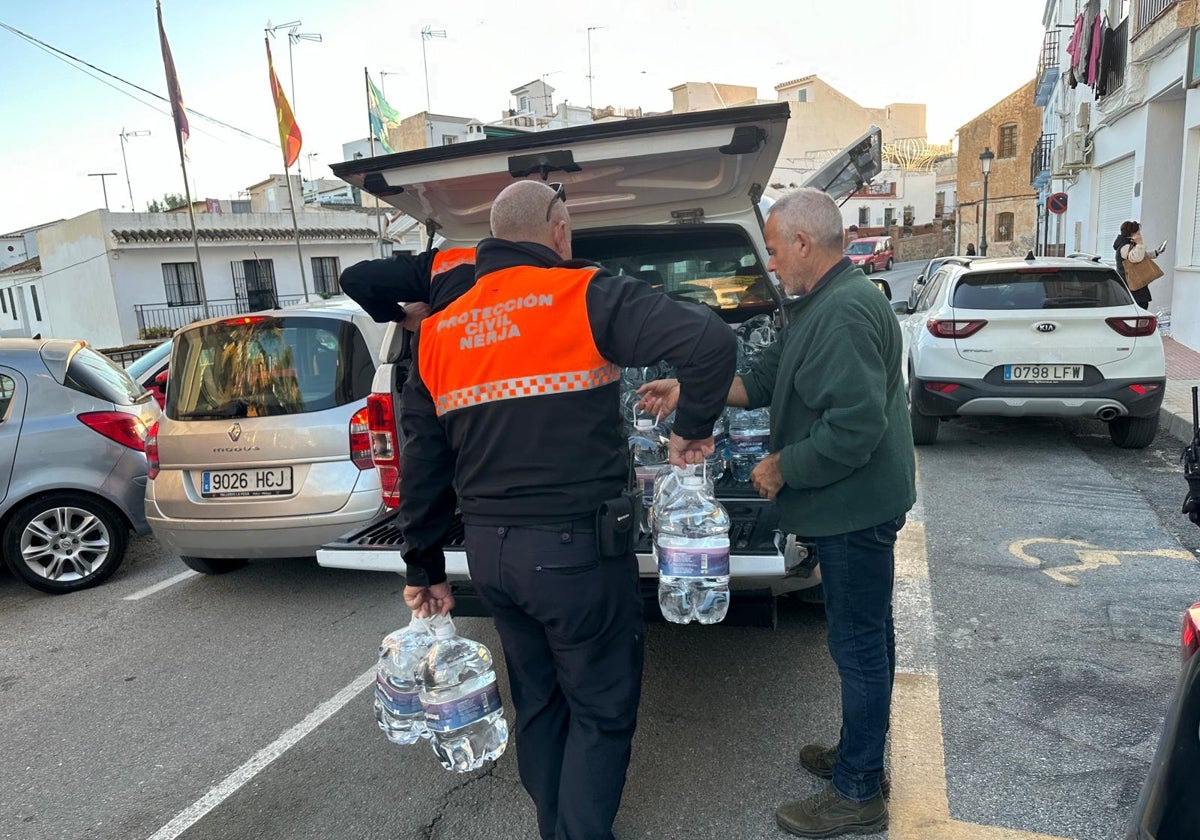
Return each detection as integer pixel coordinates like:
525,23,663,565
157,0,208,319
365,67,387,258
267,36,310,303
283,164,310,303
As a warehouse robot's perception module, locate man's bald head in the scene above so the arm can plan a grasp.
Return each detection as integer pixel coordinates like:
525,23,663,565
490,181,571,258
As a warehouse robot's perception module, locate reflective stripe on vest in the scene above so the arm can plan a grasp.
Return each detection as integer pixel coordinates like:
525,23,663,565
431,247,476,279
420,264,617,417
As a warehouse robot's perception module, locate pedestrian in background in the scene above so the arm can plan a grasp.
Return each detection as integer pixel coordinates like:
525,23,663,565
965,242,977,256
398,179,736,840
1113,220,1164,310
639,187,915,837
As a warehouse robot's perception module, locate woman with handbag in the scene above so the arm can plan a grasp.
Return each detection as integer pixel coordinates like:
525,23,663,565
1113,220,1164,309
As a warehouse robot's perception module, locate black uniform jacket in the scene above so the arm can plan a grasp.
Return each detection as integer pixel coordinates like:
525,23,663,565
397,238,737,586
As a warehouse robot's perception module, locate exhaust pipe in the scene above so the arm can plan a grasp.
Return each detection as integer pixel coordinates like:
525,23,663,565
1096,407,1120,421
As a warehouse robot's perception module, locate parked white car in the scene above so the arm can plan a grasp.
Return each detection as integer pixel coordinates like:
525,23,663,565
895,254,1166,448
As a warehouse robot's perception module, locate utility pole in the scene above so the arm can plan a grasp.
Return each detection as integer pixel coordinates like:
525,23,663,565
586,25,605,112
88,172,118,211
119,128,151,211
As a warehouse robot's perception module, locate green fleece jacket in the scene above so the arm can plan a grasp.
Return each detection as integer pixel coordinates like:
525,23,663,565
741,259,916,537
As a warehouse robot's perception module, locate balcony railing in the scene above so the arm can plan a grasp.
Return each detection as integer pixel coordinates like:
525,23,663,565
1107,17,1128,94
1035,30,1061,107
1030,133,1056,188
1135,0,1176,35
134,295,305,337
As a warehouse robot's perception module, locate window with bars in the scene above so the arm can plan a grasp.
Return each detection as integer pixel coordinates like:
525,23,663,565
311,256,341,295
996,212,1014,242
231,259,278,311
999,124,1018,158
162,262,201,306
858,207,870,226
29,285,41,321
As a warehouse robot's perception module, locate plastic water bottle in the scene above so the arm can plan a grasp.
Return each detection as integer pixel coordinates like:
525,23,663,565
373,613,436,745
728,408,771,484
629,417,669,507
1156,309,1172,339
419,618,509,772
653,471,731,624
706,411,728,483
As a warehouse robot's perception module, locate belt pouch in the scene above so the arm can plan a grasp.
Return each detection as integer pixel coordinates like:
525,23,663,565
596,489,641,557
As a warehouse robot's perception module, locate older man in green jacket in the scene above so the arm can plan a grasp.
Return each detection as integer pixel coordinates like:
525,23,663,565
640,187,915,838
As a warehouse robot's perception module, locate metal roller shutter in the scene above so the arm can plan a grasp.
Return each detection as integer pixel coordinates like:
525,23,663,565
1097,156,1134,256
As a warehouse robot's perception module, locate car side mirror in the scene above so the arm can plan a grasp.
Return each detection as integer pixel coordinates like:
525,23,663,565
154,370,169,386
915,274,925,284
891,299,911,315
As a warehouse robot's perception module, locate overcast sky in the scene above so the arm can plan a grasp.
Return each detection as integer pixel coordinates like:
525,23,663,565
0,0,1047,235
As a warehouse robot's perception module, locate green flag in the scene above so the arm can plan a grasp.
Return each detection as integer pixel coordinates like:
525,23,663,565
366,72,400,154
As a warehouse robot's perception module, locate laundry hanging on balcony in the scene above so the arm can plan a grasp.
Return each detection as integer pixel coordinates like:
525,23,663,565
1065,0,1113,93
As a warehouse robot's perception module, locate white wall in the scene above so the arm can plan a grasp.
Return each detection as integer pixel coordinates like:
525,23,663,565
840,169,938,228
34,211,122,346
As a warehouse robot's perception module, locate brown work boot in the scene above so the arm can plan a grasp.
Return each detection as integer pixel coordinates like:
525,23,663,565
776,784,888,838
798,744,890,799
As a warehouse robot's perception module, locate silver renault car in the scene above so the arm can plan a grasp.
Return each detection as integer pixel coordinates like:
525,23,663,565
0,339,160,593
144,298,388,574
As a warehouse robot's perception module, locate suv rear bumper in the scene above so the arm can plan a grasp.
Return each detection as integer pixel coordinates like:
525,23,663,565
912,376,1165,419
316,510,821,596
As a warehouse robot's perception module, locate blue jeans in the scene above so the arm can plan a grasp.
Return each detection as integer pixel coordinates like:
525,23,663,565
811,515,902,802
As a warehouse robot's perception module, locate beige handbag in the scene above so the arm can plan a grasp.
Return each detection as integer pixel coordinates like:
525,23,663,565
1124,254,1163,291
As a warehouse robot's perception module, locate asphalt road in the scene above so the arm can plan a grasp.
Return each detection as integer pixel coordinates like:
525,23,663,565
3,259,1195,840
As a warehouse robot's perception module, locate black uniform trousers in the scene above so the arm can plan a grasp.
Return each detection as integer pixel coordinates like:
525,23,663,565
463,522,644,840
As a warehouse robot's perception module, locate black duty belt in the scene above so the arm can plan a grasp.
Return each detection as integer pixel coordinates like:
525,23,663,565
520,516,597,534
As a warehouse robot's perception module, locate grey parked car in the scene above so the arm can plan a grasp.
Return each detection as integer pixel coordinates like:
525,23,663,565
0,339,161,593
144,299,388,574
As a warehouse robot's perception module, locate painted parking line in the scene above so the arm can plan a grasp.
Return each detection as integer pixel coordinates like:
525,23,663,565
145,666,375,840
124,570,201,601
890,458,1071,840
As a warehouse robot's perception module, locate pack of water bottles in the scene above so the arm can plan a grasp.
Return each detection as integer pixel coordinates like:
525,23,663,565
651,464,731,624
373,613,509,771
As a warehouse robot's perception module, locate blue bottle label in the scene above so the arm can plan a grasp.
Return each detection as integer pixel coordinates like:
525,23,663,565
422,681,503,733
376,674,422,716
730,432,769,451
657,545,730,576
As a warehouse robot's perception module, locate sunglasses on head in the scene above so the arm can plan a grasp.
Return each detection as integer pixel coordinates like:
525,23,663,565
545,182,566,222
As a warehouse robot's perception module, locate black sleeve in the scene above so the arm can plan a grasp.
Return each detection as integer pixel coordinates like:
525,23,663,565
396,348,457,587
339,251,437,323
585,270,736,439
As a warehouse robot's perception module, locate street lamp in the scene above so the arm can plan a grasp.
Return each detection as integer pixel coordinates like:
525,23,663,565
979,147,995,257
420,24,447,145
119,128,151,211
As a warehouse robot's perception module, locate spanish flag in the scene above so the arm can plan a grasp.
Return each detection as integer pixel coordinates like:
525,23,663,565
266,38,302,168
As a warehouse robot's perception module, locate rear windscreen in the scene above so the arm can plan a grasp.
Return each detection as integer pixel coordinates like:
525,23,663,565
64,347,149,406
168,316,374,420
573,227,778,319
951,269,1132,310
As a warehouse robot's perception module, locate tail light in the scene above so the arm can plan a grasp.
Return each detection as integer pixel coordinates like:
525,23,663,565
350,407,373,471
145,420,160,479
1128,383,1162,396
220,315,274,326
366,392,401,508
927,319,987,338
1106,315,1157,337
924,382,961,394
77,411,147,453
1183,602,1200,662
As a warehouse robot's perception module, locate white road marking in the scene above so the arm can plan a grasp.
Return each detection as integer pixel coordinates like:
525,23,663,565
123,570,200,601
146,666,375,840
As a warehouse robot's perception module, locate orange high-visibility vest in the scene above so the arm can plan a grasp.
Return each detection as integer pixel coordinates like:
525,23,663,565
431,247,476,280
420,265,620,417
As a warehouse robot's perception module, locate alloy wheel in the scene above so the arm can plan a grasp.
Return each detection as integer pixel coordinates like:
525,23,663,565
20,505,112,582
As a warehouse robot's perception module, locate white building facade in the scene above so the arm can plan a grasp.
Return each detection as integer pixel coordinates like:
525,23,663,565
1034,0,1200,347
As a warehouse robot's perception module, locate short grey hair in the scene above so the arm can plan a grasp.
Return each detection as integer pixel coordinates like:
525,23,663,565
767,187,844,250
490,180,564,243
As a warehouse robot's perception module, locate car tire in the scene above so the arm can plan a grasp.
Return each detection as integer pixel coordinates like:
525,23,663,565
1,494,128,594
886,257,894,271
179,556,247,575
1108,414,1158,449
864,262,874,275
909,381,940,445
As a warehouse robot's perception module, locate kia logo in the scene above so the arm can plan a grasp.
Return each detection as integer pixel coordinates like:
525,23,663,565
1035,323,1057,333
228,423,242,442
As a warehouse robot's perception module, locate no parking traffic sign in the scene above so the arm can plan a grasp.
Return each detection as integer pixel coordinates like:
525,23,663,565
1047,192,1068,214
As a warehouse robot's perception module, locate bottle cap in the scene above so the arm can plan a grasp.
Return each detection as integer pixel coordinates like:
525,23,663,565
682,474,703,488
634,417,654,430
431,615,456,639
